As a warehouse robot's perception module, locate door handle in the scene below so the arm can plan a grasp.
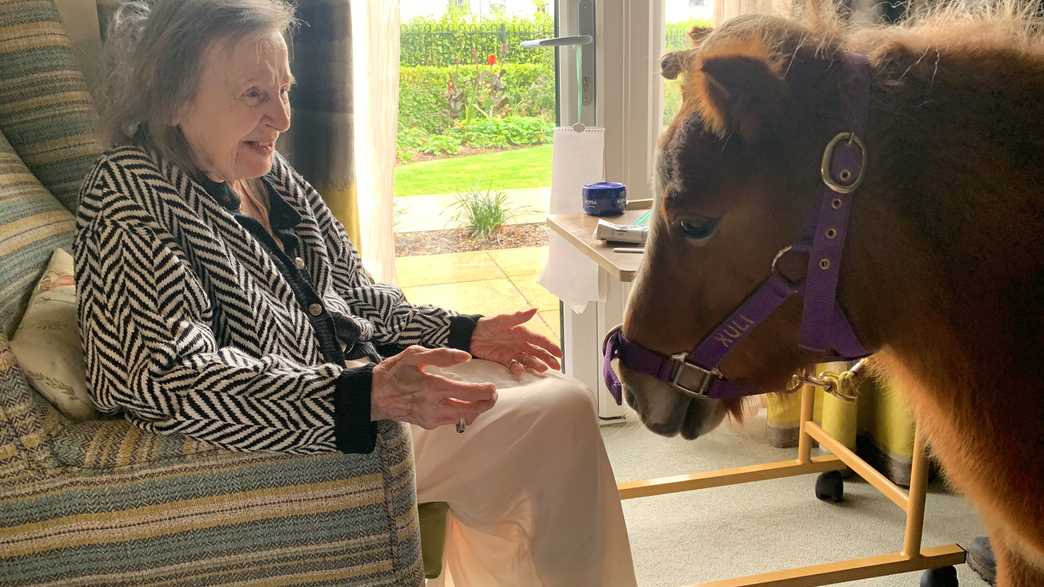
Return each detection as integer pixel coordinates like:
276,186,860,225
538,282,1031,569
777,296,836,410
520,35,592,48
520,0,596,126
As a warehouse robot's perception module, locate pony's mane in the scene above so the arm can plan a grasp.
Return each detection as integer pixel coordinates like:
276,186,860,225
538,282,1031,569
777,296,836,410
807,0,1044,55
700,0,1044,64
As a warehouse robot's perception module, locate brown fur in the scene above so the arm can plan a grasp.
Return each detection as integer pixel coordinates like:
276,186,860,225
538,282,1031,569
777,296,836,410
624,3,1044,584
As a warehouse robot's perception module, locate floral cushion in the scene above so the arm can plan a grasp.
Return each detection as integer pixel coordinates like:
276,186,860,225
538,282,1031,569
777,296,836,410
10,248,94,421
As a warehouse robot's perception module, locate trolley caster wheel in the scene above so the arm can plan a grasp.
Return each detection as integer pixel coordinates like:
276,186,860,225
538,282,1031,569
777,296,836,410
814,471,844,503
920,565,958,587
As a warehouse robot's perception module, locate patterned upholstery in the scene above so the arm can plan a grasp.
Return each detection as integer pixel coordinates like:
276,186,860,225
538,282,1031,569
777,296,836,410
0,1,425,584
0,0,102,213
0,130,75,338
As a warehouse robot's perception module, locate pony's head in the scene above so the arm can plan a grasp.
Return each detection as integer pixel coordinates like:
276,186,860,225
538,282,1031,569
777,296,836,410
621,14,861,438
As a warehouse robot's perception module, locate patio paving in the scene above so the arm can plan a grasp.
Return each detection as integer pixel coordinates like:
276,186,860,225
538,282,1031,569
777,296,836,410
395,246,560,342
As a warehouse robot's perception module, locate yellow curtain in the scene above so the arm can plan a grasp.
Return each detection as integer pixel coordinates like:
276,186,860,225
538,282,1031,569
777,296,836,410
765,362,918,486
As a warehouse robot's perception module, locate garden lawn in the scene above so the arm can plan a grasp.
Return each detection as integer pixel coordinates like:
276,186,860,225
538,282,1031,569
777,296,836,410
394,145,552,196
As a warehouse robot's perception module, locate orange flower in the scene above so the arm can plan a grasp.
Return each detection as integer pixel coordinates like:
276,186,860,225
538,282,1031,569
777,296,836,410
487,54,497,66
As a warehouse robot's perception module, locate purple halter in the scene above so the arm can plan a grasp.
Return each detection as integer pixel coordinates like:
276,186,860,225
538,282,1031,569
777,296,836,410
603,53,873,404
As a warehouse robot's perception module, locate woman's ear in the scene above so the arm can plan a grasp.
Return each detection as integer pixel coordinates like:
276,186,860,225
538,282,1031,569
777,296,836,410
695,50,787,143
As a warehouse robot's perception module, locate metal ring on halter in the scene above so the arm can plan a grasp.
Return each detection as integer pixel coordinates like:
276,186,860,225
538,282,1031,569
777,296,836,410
820,131,867,194
771,245,807,288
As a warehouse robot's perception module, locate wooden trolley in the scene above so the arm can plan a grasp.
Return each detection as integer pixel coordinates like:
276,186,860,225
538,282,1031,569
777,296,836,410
616,382,967,586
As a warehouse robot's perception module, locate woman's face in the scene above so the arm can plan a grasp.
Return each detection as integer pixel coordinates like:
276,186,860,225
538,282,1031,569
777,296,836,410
177,30,293,182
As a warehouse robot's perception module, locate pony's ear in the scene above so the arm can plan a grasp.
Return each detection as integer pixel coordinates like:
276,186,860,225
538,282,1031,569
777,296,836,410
688,26,713,44
660,50,691,80
696,51,786,143
661,27,713,80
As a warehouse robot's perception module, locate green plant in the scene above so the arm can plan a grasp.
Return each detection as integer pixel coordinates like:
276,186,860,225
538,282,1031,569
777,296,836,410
458,116,552,149
400,64,554,133
450,188,516,239
419,134,462,156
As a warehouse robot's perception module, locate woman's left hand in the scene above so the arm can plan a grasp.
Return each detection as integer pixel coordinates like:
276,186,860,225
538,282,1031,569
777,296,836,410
470,308,563,378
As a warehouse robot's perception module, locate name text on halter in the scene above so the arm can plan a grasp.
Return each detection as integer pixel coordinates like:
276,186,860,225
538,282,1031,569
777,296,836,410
714,314,756,349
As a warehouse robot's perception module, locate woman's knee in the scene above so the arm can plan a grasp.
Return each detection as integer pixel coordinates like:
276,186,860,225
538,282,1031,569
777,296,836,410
539,376,597,423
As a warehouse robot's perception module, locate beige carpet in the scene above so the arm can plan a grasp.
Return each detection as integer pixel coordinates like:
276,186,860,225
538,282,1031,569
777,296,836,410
601,408,989,586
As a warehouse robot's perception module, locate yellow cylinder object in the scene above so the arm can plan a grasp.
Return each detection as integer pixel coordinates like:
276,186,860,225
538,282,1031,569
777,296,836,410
766,391,802,447
817,361,858,449
857,377,917,486
820,388,858,449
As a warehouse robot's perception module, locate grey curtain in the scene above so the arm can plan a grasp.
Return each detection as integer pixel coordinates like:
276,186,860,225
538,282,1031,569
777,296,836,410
281,0,360,244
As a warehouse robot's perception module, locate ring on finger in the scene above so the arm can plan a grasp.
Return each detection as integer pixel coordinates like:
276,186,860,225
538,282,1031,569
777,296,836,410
509,358,523,370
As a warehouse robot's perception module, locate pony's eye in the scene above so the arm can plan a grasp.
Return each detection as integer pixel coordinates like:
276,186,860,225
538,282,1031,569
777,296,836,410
677,216,720,241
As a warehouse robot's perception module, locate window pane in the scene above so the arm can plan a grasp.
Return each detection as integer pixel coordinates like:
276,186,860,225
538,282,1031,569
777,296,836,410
395,0,561,347
662,0,713,127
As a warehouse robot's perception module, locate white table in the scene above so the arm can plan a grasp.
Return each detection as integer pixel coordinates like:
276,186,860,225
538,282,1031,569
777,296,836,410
546,201,650,422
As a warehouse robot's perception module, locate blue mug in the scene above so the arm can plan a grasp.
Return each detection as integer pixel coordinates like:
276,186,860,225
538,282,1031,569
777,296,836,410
582,182,627,216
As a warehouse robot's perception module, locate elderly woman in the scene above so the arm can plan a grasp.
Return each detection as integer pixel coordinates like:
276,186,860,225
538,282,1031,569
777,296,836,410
76,1,635,585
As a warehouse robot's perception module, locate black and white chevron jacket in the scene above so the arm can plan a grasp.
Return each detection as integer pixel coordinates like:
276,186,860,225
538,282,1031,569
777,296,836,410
74,145,466,454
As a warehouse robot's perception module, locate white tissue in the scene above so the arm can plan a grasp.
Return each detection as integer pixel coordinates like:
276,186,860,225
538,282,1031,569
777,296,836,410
539,127,606,314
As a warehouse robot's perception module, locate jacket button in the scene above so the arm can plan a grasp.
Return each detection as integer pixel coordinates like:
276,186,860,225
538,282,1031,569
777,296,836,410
307,303,323,316
294,257,306,269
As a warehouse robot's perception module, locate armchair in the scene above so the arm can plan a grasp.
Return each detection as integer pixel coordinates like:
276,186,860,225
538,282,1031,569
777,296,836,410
0,1,443,583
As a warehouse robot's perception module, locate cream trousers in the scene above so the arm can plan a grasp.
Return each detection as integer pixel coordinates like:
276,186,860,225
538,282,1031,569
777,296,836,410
413,360,637,587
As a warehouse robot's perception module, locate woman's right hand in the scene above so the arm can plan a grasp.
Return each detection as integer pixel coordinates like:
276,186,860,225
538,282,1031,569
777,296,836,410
371,345,497,429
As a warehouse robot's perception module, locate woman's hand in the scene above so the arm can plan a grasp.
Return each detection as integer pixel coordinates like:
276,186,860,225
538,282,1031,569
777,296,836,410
371,346,497,429
470,308,563,378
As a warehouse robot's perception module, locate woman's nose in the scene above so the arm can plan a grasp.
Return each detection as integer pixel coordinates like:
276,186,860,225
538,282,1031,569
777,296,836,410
267,97,291,132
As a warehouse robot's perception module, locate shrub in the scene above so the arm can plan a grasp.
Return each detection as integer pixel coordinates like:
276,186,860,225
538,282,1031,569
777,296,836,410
419,134,462,156
451,188,516,239
458,117,552,148
397,116,553,162
399,64,553,134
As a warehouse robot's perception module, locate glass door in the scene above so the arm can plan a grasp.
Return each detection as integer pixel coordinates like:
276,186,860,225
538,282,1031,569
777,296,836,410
393,0,567,349
662,0,714,128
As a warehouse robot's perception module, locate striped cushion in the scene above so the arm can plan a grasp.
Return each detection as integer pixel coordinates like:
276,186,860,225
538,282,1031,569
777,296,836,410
0,0,102,213
0,129,75,339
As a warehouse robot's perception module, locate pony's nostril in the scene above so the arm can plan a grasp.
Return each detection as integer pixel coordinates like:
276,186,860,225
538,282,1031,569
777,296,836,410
625,388,637,407
646,421,680,437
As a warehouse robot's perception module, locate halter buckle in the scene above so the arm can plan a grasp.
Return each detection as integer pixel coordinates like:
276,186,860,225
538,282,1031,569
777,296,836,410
820,131,867,194
671,358,722,398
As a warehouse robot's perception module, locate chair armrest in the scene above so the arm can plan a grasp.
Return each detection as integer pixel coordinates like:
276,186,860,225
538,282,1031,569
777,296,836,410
51,417,221,470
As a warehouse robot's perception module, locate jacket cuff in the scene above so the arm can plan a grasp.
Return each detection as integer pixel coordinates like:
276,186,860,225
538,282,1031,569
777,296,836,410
334,364,378,454
448,314,482,352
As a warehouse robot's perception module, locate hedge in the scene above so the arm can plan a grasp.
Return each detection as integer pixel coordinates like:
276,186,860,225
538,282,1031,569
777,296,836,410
400,18,706,69
401,18,554,68
399,63,554,134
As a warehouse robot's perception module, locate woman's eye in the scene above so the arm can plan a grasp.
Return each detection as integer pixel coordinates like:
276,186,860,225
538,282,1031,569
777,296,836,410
243,88,264,102
677,217,720,241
